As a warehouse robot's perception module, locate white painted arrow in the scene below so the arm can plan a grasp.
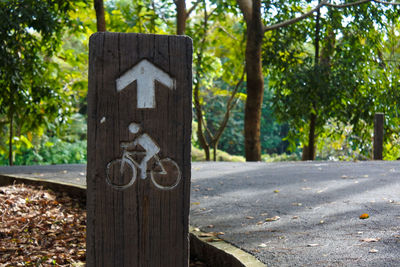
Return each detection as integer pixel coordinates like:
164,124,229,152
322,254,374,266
116,59,176,108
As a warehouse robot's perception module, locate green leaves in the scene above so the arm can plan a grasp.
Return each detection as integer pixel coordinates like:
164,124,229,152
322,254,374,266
0,0,89,164
267,1,400,159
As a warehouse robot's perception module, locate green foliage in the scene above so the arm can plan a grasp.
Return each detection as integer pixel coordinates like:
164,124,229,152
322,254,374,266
268,3,400,159
262,153,300,162
0,0,89,164
2,0,399,165
0,138,87,165
191,145,245,162
105,0,175,34
0,114,87,165
217,83,289,156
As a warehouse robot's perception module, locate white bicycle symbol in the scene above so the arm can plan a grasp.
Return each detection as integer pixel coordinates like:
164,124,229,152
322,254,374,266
106,143,181,190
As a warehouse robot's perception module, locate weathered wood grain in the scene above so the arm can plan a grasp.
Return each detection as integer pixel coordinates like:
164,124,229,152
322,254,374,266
87,32,192,267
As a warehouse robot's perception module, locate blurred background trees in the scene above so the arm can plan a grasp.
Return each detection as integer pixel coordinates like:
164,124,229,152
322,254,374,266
1,0,399,165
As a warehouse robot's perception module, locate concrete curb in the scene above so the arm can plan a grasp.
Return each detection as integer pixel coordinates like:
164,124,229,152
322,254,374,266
190,226,266,267
0,174,86,202
0,173,265,267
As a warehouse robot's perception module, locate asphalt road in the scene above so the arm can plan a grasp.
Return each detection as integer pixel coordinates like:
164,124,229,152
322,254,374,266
1,161,399,266
190,161,400,267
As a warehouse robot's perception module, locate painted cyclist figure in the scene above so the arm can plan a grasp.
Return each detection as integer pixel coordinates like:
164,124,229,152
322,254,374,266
120,122,160,180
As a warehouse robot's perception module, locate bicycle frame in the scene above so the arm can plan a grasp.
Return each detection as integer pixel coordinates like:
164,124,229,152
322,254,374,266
121,149,166,176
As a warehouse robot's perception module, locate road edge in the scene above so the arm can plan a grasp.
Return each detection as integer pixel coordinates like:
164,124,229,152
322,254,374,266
0,173,266,267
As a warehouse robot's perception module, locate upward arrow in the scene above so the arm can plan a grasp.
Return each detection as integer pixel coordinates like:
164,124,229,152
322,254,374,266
116,59,176,108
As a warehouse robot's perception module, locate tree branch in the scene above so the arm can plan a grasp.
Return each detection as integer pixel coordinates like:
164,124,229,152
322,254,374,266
324,0,400,8
373,0,400,5
237,0,253,23
186,0,202,18
264,0,400,33
264,0,329,32
325,0,371,8
213,67,245,143
217,25,239,41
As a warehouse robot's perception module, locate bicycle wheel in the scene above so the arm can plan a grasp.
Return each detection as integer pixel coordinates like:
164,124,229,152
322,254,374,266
106,158,137,190
150,158,181,190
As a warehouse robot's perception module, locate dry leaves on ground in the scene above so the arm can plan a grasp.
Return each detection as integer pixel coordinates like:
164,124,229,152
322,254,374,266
265,216,280,222
1,184,209,267
0,184,86,266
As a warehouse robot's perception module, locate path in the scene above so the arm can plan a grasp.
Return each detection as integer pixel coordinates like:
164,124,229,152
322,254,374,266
0,161,399,266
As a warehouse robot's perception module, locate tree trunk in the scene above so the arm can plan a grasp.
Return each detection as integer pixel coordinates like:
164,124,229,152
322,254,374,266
194,80,211,161
9,113,13,166
212,140,218,161
244,0,264,161
94,0,106,32
307,112,317,160
303,5,321,161
175,0,187,35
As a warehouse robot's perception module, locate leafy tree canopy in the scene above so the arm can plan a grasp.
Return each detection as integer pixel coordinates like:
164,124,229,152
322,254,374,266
0,0,89,164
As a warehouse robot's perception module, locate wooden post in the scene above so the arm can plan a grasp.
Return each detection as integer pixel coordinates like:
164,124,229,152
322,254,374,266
373,113,384,160
87,32,192,267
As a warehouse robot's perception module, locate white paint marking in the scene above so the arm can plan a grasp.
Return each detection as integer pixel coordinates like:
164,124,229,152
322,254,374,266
116,59,176,109
100,117,106,124
128,122,140,134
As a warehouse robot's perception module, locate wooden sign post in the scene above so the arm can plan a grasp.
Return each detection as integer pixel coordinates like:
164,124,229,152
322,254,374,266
87,32,192,267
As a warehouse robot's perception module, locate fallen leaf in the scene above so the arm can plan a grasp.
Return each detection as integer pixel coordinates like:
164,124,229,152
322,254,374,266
369,249,378,253
361,238,380,242
199,233,216,237
207,225,214,228
191,202,200,205
193,228,200,232
359,213,369,219
265,216,280,222
246,216,254,219
316,188,327,193
256,221,263,225
292,203,302,206
274,190,279,193
307,244,319,247
292,216,299,219
258,243,267,248
260,213,268,216
319,220,324,224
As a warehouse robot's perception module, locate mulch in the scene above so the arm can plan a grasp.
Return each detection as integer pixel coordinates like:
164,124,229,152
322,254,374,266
0,184,208,266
